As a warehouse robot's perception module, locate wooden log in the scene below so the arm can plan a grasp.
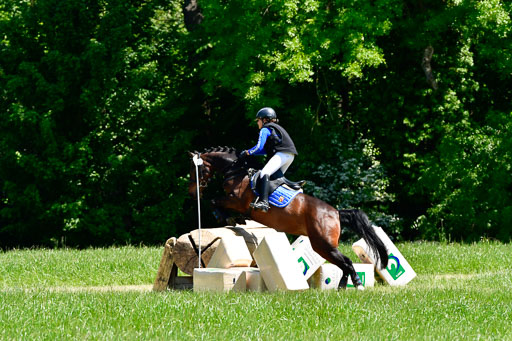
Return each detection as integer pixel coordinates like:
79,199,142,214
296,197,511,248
152,237,177,291
173,230,227,275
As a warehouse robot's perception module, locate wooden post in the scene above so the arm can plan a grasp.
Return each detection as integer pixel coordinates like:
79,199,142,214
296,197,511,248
153,237,176,291
153,237,193,291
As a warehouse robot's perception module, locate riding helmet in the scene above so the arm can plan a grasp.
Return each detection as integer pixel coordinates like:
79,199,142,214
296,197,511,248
256,107,277,120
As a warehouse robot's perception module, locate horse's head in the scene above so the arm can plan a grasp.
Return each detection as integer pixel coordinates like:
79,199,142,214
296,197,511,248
187,147,239,199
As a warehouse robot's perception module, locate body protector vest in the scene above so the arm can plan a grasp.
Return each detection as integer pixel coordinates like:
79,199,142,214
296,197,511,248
263,122,298,157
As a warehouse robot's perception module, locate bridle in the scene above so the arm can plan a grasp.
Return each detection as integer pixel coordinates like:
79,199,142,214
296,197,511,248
190,153,245,189
191,153,210,188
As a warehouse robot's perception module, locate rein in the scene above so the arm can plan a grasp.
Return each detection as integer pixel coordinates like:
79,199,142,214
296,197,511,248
223,159,250,183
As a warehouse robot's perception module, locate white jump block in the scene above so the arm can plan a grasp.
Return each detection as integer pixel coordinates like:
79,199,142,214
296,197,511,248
193,268,248,292
244,268,267,292
207,236,253,269
291,236,325,280
346,263,375,288
253,234,309,292
352,225,416,286
308,263,343,290
308,263,374,289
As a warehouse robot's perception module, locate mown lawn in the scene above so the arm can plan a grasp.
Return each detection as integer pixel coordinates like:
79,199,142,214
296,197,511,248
1,242,511,340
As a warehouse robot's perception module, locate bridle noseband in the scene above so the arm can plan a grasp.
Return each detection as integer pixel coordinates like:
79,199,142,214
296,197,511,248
198,166,209,188
191,153,210,188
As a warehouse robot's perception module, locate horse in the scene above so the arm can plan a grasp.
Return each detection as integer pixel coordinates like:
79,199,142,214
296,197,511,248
187,146,388,289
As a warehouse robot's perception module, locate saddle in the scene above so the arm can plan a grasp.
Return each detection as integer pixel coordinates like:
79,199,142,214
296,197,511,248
249,169,306,194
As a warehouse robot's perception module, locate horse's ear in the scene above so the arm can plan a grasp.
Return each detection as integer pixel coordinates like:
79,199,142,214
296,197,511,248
187,151,195,158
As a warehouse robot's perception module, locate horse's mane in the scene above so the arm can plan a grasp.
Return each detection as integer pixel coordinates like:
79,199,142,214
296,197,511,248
192,146,262,177
200,146,238,155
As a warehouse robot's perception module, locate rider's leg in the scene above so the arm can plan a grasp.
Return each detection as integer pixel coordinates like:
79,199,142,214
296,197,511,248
260,152,294,177
277,152,294,174
252,153,284,211
252,174,270,212
253,152,295,212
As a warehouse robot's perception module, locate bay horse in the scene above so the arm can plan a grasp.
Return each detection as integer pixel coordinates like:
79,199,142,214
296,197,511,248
188,146,388,289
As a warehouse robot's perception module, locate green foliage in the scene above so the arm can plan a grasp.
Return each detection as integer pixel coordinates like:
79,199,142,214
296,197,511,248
350,0,512,241
406,0,512,241
304,133,399,233
0,0,194,247
417,112,512,241
197,0,400,112
1,0,511,245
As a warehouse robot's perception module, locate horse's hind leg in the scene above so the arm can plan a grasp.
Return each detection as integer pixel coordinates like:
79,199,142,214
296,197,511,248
309,237,363,290
328,248,363,290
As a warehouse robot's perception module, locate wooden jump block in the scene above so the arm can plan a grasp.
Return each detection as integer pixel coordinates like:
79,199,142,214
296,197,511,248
352,225,416,286
291,236,325,280
173,222,281,275
243,268,267,292
308,263,343,290
253,234,309,292
193,268,249,292
207,236,253,269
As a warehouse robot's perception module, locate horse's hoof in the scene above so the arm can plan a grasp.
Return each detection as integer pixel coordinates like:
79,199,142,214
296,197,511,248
352,273,364,288
235,216,246,225
226,217,237,227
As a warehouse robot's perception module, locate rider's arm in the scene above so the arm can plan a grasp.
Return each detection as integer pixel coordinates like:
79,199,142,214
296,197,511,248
247,127,271,155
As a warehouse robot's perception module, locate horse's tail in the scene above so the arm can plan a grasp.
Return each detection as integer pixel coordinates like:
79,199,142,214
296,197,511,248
338,209,388,270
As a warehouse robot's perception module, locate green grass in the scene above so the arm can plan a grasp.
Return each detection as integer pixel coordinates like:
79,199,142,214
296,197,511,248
1,242,511,340
0,246,160,288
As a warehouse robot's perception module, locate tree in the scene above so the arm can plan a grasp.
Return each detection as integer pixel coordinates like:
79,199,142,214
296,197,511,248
0,0,195,247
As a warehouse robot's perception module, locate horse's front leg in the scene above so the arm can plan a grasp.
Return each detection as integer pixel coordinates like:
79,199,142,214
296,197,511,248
211,197,231,225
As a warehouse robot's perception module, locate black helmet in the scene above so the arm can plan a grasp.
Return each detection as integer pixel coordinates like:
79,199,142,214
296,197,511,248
256,107,277,120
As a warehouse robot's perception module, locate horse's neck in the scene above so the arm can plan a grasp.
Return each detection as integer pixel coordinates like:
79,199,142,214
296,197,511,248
205,154,233,175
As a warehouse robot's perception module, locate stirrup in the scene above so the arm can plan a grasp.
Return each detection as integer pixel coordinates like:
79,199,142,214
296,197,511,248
251,200,269,212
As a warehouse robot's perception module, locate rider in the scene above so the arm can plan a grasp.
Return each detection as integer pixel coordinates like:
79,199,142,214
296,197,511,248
239,107,298,212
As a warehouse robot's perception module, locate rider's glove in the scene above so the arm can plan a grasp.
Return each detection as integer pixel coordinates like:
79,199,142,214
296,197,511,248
238,150,248,159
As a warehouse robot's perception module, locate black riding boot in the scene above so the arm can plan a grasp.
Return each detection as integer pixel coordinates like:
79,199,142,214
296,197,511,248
252,175,270,212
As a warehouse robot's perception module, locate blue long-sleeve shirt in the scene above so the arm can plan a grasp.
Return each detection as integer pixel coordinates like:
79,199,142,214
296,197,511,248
247,127,272,155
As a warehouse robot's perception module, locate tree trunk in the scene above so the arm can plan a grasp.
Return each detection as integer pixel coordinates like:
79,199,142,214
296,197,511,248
183,0,204,31
422,46,438,90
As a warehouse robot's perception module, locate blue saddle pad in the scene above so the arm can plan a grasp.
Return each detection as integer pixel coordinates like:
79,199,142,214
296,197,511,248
250,178,303,208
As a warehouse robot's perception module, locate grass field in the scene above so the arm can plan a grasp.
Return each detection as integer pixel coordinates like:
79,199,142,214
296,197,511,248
1,241,511,340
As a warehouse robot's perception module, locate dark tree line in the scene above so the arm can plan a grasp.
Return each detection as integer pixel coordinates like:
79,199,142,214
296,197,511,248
1,0,511,247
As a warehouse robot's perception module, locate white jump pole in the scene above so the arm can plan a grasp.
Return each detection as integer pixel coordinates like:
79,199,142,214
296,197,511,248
192,154,203,268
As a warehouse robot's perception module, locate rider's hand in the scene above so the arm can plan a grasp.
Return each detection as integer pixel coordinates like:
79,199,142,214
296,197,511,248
238,150,248,159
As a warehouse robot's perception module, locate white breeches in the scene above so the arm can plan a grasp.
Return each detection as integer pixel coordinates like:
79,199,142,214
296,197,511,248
260,152,295,178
